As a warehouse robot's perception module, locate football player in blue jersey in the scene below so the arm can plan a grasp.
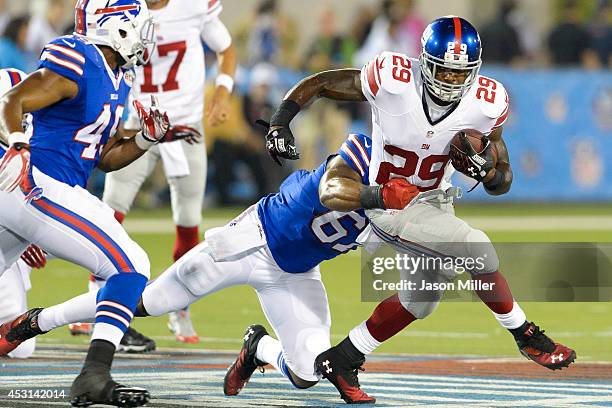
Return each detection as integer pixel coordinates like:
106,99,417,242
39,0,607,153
0,132,420,402
0,1,191,406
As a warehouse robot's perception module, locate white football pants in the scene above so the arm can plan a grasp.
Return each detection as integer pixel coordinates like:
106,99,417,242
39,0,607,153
0,260,35,358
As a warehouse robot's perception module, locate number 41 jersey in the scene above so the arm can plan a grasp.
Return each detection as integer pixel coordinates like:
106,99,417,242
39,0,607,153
257,134,372,273
361,52,509,191
29,35,133,188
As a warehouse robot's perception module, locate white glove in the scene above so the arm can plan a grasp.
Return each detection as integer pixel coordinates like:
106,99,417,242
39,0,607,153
0,132,30,192
133,95,170,150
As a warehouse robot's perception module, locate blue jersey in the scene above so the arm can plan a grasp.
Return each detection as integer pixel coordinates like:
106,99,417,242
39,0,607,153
29,35,133,188
257,134,373,273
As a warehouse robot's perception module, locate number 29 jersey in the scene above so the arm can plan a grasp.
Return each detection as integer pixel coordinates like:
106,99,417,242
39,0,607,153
257,134,372,273
360,52,509,191
29,35,132,188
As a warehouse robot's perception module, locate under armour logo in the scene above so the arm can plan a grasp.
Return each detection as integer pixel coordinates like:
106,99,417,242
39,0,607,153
551,353,564,363
468,166,477,177
243,328,254,342
322,359,332,374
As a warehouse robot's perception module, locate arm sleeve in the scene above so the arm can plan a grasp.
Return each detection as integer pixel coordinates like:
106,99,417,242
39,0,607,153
202,16,232,52
337,134,372,185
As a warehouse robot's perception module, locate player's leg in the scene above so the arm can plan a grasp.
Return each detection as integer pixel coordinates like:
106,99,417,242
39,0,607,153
166,134,207,343
0,260,36,358
0,171,151,405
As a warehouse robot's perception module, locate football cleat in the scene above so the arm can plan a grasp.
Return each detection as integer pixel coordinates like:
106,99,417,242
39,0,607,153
515,322,576,370
223,324,268,396
0,308,45,356
68,322,94,336
168,310,199,344
315,347,376,404
116,327,156,354
70,366,150,407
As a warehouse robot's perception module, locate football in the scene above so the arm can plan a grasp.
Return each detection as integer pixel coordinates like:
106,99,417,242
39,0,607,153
449,129,497,170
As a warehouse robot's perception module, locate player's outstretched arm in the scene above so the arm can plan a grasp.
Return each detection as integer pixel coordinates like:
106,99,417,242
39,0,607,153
264,69,366,165
0,69,78,143
483,127,512,195
319,156,419,211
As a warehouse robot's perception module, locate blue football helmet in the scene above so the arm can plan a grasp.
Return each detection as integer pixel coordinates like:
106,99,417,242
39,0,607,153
420,16,482,103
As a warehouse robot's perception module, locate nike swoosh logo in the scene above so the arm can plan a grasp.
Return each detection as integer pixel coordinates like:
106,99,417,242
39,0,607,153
364,139,371,148
61,39,76,48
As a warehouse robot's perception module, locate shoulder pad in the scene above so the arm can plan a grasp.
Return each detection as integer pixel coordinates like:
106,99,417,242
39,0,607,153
474,75,508,120
362,52,414,98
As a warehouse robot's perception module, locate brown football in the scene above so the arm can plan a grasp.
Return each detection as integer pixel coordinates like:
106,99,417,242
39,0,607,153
450,129,497,166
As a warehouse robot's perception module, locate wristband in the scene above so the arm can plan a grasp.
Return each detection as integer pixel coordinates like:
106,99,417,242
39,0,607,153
484,168,505,191
270,99,300,127
360,185,385,209
8,131,29,146
215,73,234,93
134,131,156,150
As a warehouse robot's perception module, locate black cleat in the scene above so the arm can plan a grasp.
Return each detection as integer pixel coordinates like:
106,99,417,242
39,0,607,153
513,321,577,370
116,327,156,354
70,366,150,407
223,324,268,396
315,346,375,404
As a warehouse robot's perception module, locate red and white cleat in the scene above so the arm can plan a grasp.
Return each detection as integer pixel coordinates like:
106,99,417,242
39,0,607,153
0,308,44,356
223,324,267,396
68,322,93,336
515,322,576,370
168,310,199,344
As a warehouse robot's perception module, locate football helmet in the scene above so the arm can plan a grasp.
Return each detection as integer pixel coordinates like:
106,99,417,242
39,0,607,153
420,16,482,103
74,0,155,69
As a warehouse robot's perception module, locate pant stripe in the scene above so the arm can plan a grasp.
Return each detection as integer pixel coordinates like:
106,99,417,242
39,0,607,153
30,197,135,273
370,222,447,258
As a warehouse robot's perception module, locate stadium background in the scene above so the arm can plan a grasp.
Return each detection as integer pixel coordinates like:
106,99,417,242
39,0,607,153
0,0,610,363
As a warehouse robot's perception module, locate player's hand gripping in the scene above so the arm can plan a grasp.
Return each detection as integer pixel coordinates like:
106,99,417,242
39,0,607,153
20,244,47,269
133,95,171,150
159,125,203,145
381,178,420,209
255,120,300,166
0,132,31,192
449,132,496,182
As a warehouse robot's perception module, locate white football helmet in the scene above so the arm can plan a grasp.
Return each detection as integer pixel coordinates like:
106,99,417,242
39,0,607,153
74,0,155,69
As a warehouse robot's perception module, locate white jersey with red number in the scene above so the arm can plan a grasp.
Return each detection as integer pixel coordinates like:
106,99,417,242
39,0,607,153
360,52,509,191
127,0,224,126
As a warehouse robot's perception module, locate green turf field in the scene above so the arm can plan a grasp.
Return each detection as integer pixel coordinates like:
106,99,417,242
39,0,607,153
29,204,612,361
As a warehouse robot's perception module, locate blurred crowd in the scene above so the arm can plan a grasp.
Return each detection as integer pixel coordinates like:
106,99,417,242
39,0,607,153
0,0,610,206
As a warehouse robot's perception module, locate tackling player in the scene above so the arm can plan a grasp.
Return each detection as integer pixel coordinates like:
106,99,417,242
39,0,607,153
81,0,236,346
0,1,186,406
262,16,576,403
0,133,419,401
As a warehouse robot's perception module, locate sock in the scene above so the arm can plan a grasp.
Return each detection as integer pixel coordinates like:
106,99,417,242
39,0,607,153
494,301,527,330
88,274,105,292
255,335,292,380
113,210,126,224
173,225,199,261
37,290,98,332
473,271,514,314
82,339,115,372
93,273,147,347
347,293,417,355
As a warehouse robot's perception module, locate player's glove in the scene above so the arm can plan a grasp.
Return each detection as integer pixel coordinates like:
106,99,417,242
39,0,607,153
20,244,46,269
449,132,496,182
258,100,301,166
360,178,420,210
133,95,171,150
0,132,30,192
158,125,202,145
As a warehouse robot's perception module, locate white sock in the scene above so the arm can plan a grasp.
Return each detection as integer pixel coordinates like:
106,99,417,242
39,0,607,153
494,301,527,329
255,335,282,366
91,322,124,348
37,290,98,332
349,321,381,355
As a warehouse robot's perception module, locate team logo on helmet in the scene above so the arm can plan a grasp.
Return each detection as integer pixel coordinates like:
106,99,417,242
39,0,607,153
95,0,141,27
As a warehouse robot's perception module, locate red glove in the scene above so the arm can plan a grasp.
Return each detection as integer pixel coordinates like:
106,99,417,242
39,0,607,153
133,95,170,150
0,133,30,192
158,125,202,145
381,178,420,209
20,244,47,269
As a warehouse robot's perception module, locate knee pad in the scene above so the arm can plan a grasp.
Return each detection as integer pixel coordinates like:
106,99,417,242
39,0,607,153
127,242,151,280
399,298,440,319
464,229,499,275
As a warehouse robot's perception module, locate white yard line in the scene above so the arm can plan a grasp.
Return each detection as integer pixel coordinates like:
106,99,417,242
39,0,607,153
122,215,612,234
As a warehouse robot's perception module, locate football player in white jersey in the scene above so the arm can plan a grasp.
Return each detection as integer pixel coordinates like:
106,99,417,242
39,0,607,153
75,0,237,345
262,16,576,403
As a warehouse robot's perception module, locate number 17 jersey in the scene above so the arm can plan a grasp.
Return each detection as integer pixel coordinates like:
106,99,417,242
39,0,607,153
29,35,132,188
